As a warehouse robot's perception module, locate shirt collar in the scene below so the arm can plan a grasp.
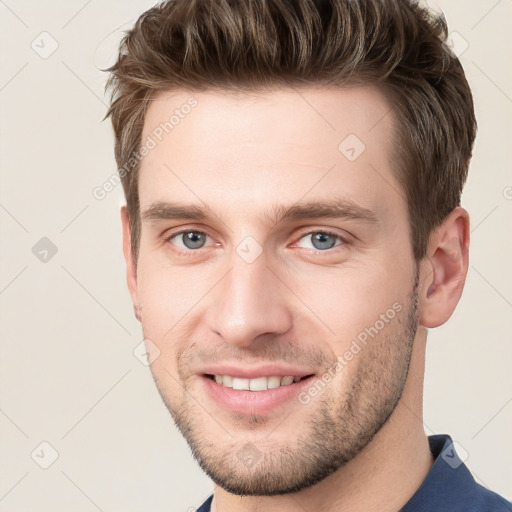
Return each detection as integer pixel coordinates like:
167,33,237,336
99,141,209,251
401,434,479,511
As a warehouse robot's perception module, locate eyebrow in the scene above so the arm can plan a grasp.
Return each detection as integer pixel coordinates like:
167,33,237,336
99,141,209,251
141,202,211,221
141,199,379,226
268,200,379,225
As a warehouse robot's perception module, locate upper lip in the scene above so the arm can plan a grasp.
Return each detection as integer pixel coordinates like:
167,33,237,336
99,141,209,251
199,364,315,379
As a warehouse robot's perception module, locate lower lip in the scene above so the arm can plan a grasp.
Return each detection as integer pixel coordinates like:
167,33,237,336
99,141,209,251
200,375,314,415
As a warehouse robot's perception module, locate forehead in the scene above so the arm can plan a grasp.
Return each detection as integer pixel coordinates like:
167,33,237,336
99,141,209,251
142,85,395,150
138,86,404,221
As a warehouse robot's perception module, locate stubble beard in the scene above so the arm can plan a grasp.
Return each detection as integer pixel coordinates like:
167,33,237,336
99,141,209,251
149,271,420,496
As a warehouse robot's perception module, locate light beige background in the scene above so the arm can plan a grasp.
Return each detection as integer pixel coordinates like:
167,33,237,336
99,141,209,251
0,1,511,511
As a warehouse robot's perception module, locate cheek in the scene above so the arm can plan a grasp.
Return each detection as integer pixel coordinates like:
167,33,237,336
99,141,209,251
137,251,206,315
289,264,407,350
136,258,192,345
135,255,219,370
136,265,192,391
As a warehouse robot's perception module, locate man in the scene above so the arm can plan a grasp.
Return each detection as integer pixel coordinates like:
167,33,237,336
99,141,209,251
104,0,511,510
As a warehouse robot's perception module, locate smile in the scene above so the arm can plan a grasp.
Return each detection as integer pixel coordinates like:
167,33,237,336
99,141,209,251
206,374,311,391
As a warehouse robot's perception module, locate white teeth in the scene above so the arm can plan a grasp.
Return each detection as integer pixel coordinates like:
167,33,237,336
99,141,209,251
267,376,281,389
232,377,250,390
212,375,303,391
249,377,268,391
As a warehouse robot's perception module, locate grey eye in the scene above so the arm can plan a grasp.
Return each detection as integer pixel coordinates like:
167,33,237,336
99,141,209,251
180,231,207,249
182,231,206,249
310,232,337,250
296,231,343,251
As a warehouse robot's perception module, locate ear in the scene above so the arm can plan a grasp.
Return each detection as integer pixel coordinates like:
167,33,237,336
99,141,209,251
419,206,470,328
121,206,142,322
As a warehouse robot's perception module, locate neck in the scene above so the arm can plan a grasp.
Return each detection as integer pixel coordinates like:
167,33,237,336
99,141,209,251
211,326,433,512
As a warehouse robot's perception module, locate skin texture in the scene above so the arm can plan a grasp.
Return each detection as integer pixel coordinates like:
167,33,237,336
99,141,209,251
121,86,470,511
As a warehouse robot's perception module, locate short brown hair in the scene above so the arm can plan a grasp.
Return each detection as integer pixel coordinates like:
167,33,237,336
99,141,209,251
104,0,476,263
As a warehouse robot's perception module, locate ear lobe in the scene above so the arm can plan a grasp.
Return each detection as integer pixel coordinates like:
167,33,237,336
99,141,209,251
121,206,141,322
419,207,470,328
133,304,142,322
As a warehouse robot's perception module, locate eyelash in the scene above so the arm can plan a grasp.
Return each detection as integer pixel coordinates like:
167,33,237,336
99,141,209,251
163,228,349,255
294,229,349,251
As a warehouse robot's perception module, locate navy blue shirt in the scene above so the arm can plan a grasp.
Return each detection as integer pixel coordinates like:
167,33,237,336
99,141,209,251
196,434,511,511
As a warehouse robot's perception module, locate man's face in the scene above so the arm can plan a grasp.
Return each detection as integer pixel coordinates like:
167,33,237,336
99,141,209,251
130,86,421,495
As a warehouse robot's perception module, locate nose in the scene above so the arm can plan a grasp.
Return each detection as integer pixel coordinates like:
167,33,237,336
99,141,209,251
206,255,293,348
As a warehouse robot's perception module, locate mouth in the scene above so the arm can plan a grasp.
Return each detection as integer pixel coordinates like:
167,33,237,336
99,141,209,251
200,372,316,415
204,374,314,391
